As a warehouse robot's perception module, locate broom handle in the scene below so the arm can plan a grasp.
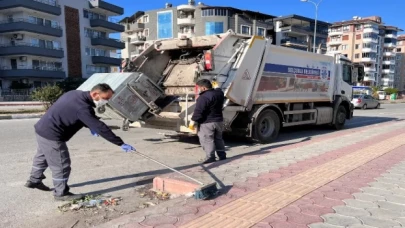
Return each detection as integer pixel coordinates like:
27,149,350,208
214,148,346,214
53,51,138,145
131,150,204,185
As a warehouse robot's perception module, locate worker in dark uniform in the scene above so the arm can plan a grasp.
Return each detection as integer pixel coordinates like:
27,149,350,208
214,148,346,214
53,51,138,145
25,83,135,201
190,79,226,164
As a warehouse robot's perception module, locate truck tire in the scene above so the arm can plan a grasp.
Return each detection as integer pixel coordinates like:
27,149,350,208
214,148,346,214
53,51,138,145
333,105,347,130
252,109,280,144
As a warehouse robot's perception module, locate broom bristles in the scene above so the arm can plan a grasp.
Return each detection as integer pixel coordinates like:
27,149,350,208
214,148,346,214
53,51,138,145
194,183,218,200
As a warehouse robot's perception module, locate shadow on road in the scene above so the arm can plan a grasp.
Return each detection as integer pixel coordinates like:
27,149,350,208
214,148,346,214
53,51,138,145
77,116,399,195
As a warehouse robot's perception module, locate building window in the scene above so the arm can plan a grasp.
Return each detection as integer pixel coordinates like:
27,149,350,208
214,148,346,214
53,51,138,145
32,59,62,70
84,28,107,38
342,35,349,41
343,25,350,32
355,24,362,31
143,15,149,23
144,29,149,37
201,8,227,17
86,65,110,74
257,27,266,37
83,9,88,18
397,48,402,52
356,34,361,40
355,54,360,59
241,25,251,35
341,44,348,50
355,44,359,49
85,47,110,57
205,22,223,35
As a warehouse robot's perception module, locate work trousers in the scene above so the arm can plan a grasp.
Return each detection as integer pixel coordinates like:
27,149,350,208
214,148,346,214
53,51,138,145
29,133,71,196
197,122,226,159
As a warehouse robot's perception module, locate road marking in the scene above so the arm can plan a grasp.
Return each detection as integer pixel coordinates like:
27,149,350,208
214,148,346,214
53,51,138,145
182,134,405,228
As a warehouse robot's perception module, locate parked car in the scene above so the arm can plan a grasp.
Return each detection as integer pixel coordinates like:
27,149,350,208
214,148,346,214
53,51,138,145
351,94,380,109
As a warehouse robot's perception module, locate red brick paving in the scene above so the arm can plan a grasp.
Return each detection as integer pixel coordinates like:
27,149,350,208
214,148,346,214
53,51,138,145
257,144,405,227
99,123,405,228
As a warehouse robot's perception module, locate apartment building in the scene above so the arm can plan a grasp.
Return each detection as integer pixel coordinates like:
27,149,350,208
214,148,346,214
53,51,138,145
327,16,402,88
395,35,405,91
0,0,125,90
271,14,330,54
119,1,276,60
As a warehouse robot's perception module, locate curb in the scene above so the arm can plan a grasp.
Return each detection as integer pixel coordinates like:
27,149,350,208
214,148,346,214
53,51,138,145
0,114,43,120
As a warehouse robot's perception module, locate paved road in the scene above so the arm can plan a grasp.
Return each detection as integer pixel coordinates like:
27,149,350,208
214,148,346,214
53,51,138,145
0,104,404,228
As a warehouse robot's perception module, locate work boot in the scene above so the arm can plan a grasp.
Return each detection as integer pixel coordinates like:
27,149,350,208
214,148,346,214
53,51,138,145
216,151,227,161
54,192,85,201
24,181,51,191
199,157,216,164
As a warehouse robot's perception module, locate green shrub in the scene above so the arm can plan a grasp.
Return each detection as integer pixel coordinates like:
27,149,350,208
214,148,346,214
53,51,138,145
31,85,63,110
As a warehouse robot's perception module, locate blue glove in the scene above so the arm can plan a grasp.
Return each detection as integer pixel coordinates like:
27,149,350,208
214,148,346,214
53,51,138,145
90,130,99,137
121,144,135,152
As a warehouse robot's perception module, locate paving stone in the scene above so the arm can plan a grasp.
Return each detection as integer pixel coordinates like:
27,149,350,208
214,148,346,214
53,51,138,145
309,223,344,228
377,201,405,212
358,216,401,228
375,177,401,185
385,195,405,205
353,193,386,202
270,221,308,228
298,204,334,217
140,215,178,227
369,182,398,190
324,191,354,201
343,199,379,209
394,217,405,226
347,225,375,228
165,206,197,216
322,213,362,226
333,205,371,217
361,187,393,197
366,208,403,220
391,188,405,196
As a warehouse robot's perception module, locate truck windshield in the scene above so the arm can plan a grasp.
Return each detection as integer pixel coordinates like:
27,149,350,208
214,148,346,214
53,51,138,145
342,64,352,84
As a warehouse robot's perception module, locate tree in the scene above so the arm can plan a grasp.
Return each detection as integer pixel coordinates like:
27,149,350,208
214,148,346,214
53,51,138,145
371,86,380,99
56,78,86,93
384,87,399,95
31,85,63,110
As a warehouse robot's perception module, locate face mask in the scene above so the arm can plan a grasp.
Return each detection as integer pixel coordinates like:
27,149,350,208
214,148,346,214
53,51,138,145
94,99,108,107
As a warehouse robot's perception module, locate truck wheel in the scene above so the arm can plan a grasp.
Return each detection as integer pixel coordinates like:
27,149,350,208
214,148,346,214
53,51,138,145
333,105,347,130
253,109,280,144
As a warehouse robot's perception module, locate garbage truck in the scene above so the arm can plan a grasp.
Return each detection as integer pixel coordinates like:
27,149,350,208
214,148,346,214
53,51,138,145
77,30,364,143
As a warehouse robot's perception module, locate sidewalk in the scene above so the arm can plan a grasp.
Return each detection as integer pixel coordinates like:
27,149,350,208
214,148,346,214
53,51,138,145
98,119,405,228
0,101,43,106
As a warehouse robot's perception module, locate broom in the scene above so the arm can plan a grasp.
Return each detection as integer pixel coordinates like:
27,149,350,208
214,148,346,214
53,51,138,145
131,150,218,200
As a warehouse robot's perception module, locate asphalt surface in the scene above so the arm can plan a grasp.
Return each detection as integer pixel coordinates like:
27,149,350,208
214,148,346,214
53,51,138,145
0,103,404,228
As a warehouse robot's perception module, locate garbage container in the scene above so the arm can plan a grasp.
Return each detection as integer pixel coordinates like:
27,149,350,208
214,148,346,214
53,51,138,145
390,93,397,100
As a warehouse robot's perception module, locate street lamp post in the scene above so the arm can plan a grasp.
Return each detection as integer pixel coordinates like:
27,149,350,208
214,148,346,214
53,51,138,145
301,0,323,53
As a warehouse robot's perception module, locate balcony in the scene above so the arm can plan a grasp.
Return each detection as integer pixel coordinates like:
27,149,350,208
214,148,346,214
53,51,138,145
0,66,65,79
281,38,308,47
384,43,396,48
328,39,342,46
362,47,377,53
328,30,343,36
382,69,395,74
385,34,398,39
90,18,124,33
363,28,379,34
177,17,195,25
125,22,144,32
130,36,146,44
0,18,62,37
363,76,376,81
383,60,395,65
92,56,121,66
327,50,341,55
363,38,379,43
361,57,377,63
89,0,123,16
178,31,195,38
0,42,64,58
364,67,377,72
130,49,144,58
91,37,125,49
280,25,328,37
383,52,395,56
177,4,196,11
0,0,61,16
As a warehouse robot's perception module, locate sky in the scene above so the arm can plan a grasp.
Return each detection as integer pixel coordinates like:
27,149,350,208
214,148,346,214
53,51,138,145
109,0,404,33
